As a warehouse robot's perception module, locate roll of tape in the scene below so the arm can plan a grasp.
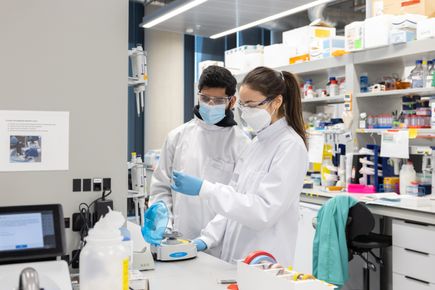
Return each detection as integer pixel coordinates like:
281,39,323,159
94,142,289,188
243,251,277,265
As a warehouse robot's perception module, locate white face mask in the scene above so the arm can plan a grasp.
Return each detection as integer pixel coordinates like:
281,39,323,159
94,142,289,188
240,107,272,133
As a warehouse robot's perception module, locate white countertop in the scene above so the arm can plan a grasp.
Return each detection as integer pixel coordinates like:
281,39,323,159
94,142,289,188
140,253,236,290
301,187,435,224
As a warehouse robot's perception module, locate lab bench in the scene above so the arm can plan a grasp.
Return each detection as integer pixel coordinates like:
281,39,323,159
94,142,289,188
300,188,435,225
135,252,236,290
299,188,435,290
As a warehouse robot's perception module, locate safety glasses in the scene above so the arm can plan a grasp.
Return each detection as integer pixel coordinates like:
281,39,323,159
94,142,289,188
198,93,232,105
237,96,274,109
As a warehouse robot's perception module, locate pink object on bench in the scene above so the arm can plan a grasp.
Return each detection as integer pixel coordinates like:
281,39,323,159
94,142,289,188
347,184,376,194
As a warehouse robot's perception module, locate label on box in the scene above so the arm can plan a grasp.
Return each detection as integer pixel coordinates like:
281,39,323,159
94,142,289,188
401,0,421,7
315,29,331,38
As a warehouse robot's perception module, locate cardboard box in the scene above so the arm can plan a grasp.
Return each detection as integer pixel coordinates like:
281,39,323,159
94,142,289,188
345,21,365,51
264,44,297,68
224,45,264,74
364,15,394,48
283,23,336,55
417,17,435,39
373,0,435,17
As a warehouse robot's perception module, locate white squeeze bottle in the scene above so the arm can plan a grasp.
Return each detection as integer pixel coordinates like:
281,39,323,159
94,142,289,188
399,161,417,195
80,209,129,290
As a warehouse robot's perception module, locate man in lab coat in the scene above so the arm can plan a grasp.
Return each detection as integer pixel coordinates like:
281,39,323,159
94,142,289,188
149,65,250,257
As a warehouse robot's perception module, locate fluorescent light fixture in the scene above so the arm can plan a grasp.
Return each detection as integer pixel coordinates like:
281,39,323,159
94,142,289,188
210,0,335,39
141,0,208,29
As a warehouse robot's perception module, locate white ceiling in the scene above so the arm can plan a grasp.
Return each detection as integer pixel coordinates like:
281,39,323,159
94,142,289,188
142,0,318,37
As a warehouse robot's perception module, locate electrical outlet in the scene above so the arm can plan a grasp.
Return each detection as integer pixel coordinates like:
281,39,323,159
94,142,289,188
72,179,81,192
83,179,92,192
103,178,111,190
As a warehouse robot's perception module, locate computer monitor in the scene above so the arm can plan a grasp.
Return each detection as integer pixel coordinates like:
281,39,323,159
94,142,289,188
0,204,66,263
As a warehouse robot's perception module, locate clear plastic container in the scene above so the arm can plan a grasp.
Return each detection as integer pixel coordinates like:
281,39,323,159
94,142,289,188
329,80,339,97
409,60,425,88
427,60,434,88
400,162,417,195
80,210,129,290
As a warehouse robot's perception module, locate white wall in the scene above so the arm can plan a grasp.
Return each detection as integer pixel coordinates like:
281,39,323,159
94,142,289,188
144,30,185,151
0,0,128,259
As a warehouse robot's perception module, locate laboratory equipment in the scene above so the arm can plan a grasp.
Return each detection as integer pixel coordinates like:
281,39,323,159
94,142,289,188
329,79,339,97
127,221,155,271
237,251,335,290
128,152,147,226
409,60,425,88
80,208,129,290
359,112,367,128
142,201,197,261
129,44,148,116
432,147,435,194
130,152,145,195
427,60,434,88
0,204,71,290
399,161,417,195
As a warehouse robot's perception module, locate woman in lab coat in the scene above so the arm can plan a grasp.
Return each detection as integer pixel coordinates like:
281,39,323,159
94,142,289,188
171,66,308,266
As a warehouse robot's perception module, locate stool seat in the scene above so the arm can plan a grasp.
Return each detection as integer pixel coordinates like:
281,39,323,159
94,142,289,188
351,233,392,250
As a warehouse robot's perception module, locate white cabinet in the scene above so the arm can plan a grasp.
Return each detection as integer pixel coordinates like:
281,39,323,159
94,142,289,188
293,202,320,273
393,219,435,287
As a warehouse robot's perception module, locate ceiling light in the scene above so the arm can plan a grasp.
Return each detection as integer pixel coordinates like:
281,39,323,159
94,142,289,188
210,0,335,39
141,0,208,29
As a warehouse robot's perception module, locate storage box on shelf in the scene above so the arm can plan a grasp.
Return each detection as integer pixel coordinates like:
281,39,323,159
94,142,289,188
364,15,395,49
224,45,264,75
417,18,435,40
345,21,365,51
372,0,435,18
264,44,297,68
283,24,336,56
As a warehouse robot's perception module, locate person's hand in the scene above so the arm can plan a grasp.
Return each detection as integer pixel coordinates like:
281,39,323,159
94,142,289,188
171,171,203,196
193,239,207,251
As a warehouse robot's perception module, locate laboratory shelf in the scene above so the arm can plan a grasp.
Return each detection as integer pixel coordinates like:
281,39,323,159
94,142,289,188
234,55,350,83
302,95,345,104
356,88,435,98
356,128,435,137
352,38,435,65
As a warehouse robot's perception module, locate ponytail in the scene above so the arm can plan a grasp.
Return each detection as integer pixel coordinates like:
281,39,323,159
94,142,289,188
281,71,307,148
242,67,307,148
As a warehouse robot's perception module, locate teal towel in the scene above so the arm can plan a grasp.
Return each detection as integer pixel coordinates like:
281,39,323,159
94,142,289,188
312,195,359,287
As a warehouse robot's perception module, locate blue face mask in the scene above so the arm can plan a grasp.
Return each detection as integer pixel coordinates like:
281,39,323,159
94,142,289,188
199,102,226,125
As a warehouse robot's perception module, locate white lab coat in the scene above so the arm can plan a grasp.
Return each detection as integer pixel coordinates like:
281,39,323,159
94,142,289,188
149,117,250,257
198,118,308,266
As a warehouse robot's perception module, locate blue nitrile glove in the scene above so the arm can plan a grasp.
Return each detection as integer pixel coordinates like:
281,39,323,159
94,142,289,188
171,170,203,196
193,239,207,251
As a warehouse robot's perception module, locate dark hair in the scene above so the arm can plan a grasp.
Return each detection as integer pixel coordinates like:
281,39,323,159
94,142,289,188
241,66,307,147
198,65,237,97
